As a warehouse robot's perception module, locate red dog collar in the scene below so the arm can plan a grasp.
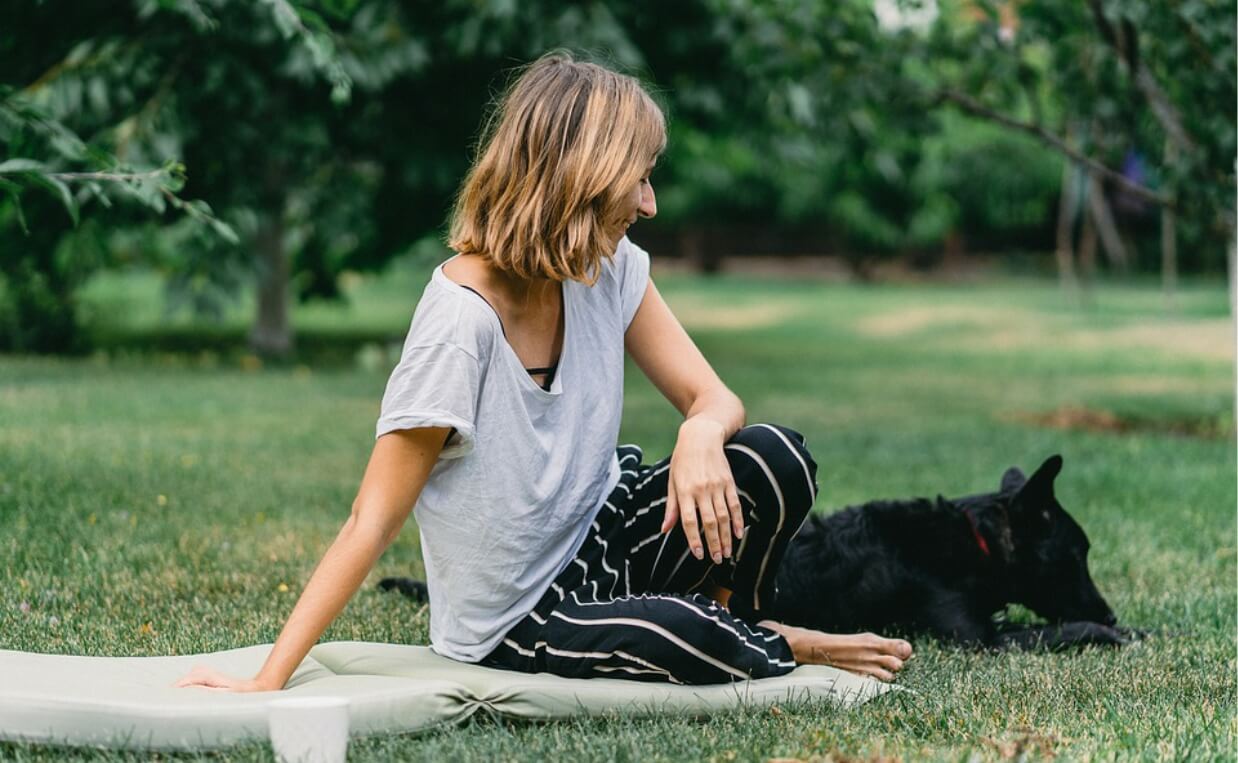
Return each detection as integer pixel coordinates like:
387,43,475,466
963,507,991,557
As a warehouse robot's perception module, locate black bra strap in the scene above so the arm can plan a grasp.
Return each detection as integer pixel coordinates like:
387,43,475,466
457,284,507,339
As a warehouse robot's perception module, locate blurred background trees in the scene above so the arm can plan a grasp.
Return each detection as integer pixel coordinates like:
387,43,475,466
2,0,1233,355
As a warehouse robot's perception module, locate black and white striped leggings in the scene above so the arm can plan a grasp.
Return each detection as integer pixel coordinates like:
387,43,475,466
479,422,819,685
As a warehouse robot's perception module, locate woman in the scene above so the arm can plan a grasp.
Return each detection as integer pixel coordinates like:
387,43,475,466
175,51,911,691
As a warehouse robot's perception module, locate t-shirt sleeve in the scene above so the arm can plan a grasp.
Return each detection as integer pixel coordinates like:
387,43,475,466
375,341,481,459
619,236,652,331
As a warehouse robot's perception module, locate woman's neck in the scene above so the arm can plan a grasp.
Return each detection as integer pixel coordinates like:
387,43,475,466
459,254,560,316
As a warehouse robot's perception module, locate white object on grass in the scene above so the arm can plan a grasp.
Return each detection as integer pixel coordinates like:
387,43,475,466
267,696,350,763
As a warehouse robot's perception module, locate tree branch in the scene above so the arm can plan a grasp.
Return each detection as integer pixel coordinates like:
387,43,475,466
37,169,167,182
1084,0,1196,154
934,89,1172,208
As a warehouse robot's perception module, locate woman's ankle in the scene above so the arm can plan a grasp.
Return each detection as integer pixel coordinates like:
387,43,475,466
756,619,798,650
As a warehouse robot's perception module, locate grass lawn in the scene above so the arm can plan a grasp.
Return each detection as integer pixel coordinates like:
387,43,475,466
1,263,1234,761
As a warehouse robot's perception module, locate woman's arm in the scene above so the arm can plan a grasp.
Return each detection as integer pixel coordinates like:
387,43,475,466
623,276,746,566
174,426,449,692
623,277,745,438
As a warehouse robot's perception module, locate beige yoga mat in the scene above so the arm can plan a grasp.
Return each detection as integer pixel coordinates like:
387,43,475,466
0,640,897,752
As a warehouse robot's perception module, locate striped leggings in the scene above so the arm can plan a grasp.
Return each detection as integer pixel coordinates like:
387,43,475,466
479,423,819,685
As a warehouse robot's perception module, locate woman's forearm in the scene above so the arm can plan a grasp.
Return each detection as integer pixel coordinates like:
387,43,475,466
682,385,745,441
253,518,389,690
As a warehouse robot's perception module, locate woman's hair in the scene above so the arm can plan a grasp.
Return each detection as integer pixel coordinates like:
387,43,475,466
447,50,666,285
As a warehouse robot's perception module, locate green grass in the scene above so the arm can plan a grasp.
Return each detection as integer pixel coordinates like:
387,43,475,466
2,265,1234,761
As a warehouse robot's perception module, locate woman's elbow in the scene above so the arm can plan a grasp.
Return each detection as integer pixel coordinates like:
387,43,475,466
344,506,402,548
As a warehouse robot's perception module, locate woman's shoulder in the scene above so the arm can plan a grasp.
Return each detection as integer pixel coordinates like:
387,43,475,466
405,266,500,360
571,237,650,332
589,236,649,291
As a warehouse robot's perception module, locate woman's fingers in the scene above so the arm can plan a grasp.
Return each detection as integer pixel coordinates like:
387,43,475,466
174,665,224,689
712,488,732,559
672,486,743,564
725,480,744,544
696,492,723,563
173,666,206,688
678,492,703,559
661,481,679,535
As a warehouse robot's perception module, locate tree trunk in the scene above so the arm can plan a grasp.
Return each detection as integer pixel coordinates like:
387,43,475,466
1228,223,1236,318
1078,205,1098,301
249,205,293,358
1160,138,1179,309
1055,156,1080,296
1160,204,1177,308
681,226,720,275
1086,173,1129,273
1230,157,1237,317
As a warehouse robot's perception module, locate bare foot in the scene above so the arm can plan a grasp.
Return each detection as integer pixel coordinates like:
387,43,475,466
757,619,912,683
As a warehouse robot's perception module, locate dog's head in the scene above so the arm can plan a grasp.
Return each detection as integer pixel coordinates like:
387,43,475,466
991,454,1116,625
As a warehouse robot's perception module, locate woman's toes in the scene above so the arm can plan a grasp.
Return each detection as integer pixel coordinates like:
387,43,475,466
873,635,912,658
878,653,905,673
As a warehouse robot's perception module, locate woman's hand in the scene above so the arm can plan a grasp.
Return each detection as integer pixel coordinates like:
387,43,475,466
661,417,744,564
173,665,277,693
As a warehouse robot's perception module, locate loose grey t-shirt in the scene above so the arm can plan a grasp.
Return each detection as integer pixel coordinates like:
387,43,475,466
375,236,651,662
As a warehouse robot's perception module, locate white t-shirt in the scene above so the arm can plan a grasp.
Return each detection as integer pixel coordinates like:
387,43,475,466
375,236,651,662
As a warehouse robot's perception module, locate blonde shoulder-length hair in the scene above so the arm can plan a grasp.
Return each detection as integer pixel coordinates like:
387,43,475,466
447,51,666,286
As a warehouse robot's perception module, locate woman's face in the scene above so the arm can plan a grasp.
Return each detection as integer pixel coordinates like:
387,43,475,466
618,160,657,242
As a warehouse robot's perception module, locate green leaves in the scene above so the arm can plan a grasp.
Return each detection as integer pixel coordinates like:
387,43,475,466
260,0,353,103
0,159,77,227
0,154,235,243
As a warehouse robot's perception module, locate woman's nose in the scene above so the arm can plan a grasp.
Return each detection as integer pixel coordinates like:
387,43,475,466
638,184,657,219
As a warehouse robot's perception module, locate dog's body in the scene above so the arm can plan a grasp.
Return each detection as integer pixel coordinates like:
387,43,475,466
728,455,1131,649
381,454,1132,649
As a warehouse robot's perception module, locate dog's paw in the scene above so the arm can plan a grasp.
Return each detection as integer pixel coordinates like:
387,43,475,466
1086,623,1133,647
1112,624,1150,642
377,577,429,602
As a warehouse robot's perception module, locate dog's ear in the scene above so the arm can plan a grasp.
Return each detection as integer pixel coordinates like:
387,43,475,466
1011,454,1063,518
1000,466,1027,494
1002,454,1063,494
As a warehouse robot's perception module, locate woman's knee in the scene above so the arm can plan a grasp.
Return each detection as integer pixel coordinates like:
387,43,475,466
726,423,819,504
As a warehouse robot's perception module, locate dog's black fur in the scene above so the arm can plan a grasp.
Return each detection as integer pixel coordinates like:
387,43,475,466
730,454,1133,649
381,454,1134,650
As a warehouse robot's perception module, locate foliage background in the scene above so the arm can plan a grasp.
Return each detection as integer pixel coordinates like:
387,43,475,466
2,0,1234,354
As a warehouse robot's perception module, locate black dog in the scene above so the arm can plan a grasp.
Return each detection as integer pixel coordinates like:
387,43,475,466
729,454,1134,649
381,454,1134,650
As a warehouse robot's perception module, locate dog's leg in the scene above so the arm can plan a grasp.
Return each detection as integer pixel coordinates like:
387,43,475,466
995,621,1131,650
918,591,996,648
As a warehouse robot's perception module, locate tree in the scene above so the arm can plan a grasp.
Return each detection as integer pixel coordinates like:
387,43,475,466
0,2,237,351
927,0,1236,305
5,0,1232,356
2,0,653,354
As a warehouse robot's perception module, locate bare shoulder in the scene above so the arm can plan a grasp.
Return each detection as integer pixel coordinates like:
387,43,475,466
441,254,490,292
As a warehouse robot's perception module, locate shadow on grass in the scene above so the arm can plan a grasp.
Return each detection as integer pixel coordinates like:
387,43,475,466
1007,406,1235,441
90,327,405,368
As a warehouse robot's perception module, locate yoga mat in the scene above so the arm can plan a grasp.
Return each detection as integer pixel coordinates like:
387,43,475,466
0,640,897,752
